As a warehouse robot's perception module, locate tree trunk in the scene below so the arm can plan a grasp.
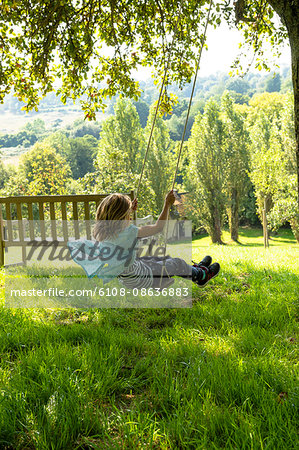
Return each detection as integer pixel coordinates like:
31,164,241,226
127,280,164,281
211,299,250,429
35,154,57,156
210,205,223,244
228,187,239,241
267,0,299,209
290,217,299,243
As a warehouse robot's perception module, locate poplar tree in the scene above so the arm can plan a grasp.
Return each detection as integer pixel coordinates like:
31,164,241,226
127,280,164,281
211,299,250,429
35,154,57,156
97,98,145,176
144,107,176,214
187,99,227,244
221,91,249,241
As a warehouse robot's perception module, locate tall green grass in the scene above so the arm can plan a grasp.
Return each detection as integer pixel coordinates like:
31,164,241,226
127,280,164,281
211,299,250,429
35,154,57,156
0,227,298,449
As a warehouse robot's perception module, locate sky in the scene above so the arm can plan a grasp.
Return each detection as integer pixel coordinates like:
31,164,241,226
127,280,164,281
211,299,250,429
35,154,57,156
133,22,291,81
199,23,291,76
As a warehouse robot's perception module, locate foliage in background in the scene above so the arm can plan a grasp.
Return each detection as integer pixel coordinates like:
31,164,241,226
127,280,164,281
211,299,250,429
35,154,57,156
0,85,297,241
144,107,176,213
76,170,156,219
266,92,299,240
19,143,71,196
0,118,47,149
69,118,101,139
187,99,228,243
43,132,98,179
0,157,9,190
221,91,249,241
247,92,299,241
97,99,145,175
87,98,156,217
133,100,150,128
249,115,281,212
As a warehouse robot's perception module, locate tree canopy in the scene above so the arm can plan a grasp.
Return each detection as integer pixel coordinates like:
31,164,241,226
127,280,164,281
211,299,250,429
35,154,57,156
0,1,290,117
1,0,298,206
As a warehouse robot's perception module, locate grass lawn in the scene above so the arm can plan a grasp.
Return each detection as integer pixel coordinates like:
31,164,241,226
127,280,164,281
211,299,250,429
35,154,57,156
0,227,298,449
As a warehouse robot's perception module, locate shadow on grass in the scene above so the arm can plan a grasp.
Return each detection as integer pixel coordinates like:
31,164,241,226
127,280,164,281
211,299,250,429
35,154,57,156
2,262,298,315
232,241,264,247
1,241,298,446
268,238,297,244
0,270,297,450
193,227,297,247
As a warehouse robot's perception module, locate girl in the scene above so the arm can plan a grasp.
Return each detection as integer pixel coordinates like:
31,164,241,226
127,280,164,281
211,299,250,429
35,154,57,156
89,190,220,289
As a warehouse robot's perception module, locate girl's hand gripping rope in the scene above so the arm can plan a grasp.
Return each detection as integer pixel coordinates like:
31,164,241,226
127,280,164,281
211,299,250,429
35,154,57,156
131,198,138,211
165,190,175,207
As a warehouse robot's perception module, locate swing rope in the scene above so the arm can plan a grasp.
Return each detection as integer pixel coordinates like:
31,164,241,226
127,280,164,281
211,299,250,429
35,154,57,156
136,11,182,199
134,0,213,287
170,0,213,190
137,0,213,198
159,0,213,286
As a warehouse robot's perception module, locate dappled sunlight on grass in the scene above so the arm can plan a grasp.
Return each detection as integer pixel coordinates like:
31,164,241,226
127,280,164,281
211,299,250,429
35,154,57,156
193,226,298,247
0,228,298,448
193,227,299,281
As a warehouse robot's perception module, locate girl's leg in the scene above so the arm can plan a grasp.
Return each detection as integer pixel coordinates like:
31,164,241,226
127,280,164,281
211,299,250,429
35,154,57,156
140,255,172,262
138,256,194,281
139,255,218,284
137,256,220,289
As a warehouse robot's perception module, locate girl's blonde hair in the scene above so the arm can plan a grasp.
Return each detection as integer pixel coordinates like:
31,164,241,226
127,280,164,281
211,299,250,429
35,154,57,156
93,193,132,241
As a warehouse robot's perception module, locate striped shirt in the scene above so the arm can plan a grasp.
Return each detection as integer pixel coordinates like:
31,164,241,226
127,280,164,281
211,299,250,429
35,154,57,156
118,258,153,289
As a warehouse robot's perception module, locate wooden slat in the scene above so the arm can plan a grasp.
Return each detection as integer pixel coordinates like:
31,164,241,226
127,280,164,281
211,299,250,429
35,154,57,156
27,203,35,240
6,240,69,247
61,202,68,241
72,202,80,239
16,203,24,239
16,202,26,264
5,203,13,241
0,194,117,204
0,206,4,266
0,205,4,241
50,202,57,240
84,202,91,239
38,202,46,240
0,241,4,266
